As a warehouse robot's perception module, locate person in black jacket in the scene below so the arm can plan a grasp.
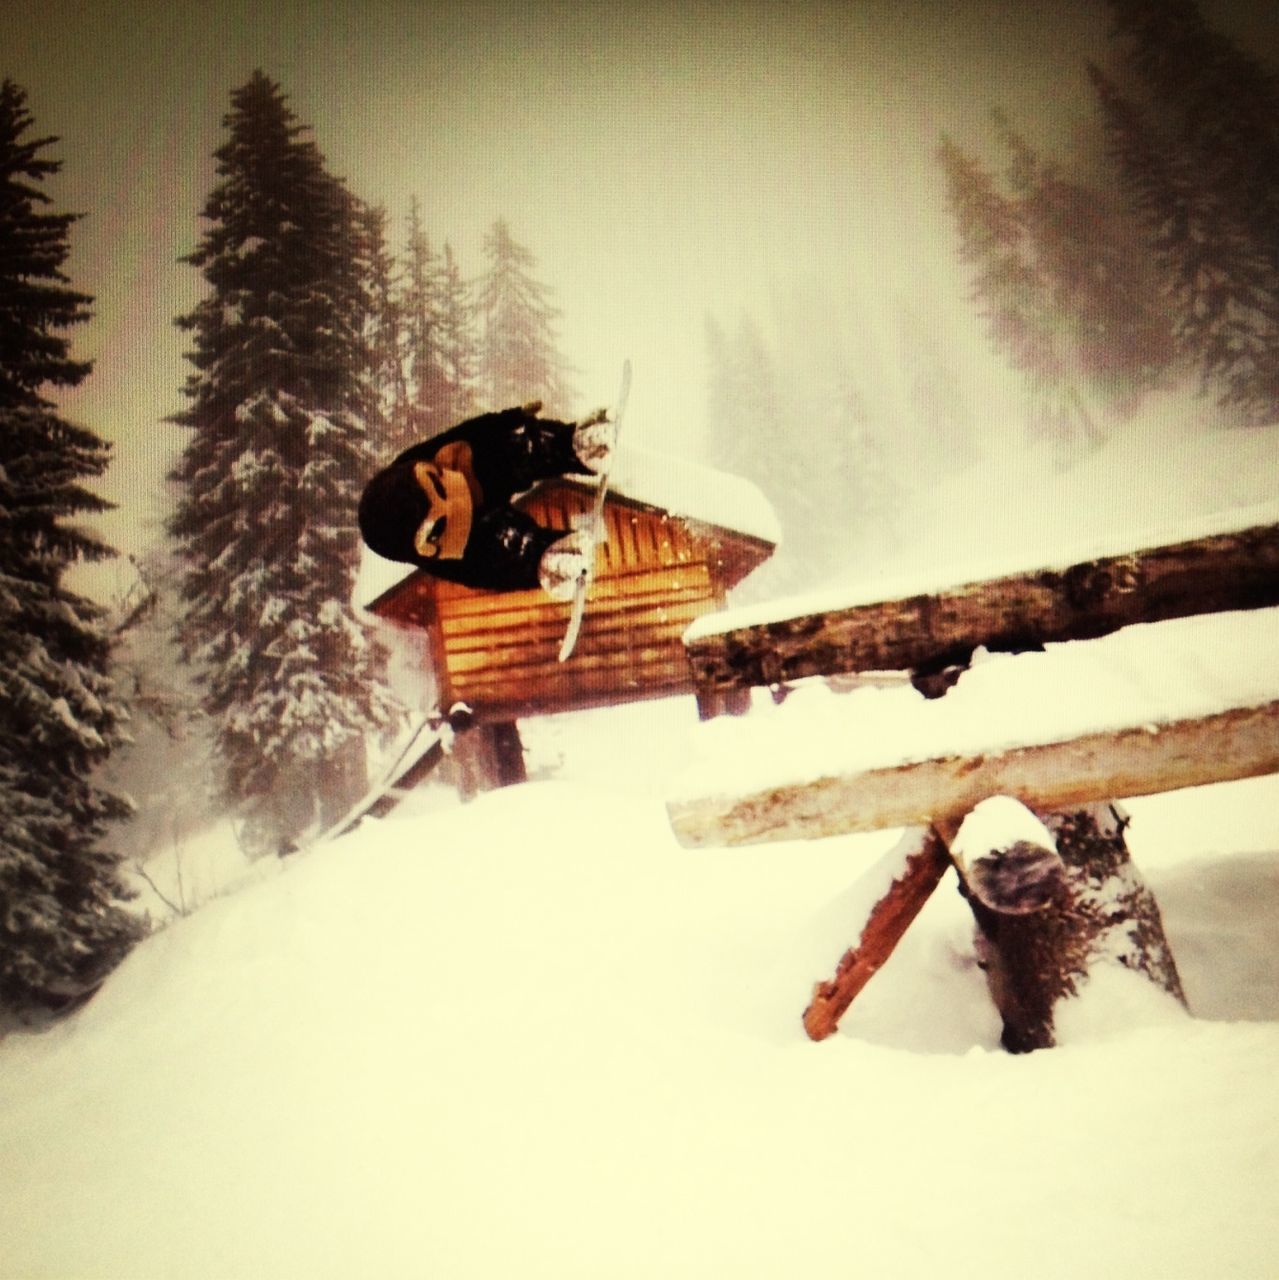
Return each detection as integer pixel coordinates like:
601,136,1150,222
357,402,615,597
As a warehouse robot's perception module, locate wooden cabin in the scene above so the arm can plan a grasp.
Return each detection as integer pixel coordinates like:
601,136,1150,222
362,450,777,730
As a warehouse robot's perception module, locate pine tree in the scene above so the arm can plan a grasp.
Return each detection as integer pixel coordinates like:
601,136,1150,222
704,312,796,487
704,311,837,590
476,218,574,413
1091,0,1279,422
398,196,441,447
938,124,1175,444
0,79,143,1011
358,203,409,447
937,133,1069,438
396,200,478,446
168,71,397,854
96,549,217,874
430,240,479,428
996,115,1176,412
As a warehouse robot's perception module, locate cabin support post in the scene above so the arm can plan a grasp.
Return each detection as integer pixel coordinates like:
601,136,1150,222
696,684,752,721
446,718,527,798
488,720,528,788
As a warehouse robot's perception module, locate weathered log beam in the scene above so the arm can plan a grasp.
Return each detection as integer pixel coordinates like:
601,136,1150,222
687,518,1279,704
669,698,1279,848
802,828,952,1040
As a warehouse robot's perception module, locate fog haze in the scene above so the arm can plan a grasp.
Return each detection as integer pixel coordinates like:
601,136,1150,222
4,0,1276,564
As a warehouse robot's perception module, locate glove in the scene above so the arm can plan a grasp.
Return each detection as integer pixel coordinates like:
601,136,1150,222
571,408,617,473
538,529,593,600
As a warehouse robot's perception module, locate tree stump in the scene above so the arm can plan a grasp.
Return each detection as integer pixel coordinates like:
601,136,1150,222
950,799,1186,1053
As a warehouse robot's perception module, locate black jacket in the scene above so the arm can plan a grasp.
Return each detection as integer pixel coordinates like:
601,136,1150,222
368,406,591,592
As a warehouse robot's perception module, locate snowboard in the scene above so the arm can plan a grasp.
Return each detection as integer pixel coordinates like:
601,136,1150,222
557,359,632,662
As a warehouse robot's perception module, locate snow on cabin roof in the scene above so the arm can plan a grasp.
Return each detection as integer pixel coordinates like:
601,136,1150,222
353,543,418,611
570,445,781,547
352,445,780,611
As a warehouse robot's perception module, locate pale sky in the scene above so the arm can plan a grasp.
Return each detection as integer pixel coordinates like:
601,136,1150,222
4,0,1277,564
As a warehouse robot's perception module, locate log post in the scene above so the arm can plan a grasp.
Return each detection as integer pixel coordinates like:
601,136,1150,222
803,828,952,1040
444,718,527,798
695,683,752,721
945,798,1186,1053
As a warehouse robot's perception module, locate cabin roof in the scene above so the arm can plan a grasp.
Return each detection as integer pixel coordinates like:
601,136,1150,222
354,445,779,609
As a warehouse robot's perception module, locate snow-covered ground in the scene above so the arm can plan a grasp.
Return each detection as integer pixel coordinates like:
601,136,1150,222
1,729,1277,1279
2,401,1278,1278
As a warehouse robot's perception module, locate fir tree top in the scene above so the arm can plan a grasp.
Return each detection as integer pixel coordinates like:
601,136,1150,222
476,217,574,413
0,78,93,412
0,78,111,575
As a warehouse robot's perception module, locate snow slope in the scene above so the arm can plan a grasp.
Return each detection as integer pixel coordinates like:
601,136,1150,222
1,734,1277,1278
693,395,1279,638
3,402,1277,1277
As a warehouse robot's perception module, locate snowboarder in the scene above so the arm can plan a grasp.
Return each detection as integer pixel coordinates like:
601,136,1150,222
357,402,616,597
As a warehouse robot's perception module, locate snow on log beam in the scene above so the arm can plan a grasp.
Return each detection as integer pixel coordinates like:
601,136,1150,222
668,698,1279,848
686,517,1279,704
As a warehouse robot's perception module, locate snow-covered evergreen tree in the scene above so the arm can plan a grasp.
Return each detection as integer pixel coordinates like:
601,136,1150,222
893,302,980,478
398,196,441,449
938,134,1060,424
703,313,787,483
476,218,574,413
168,71,397,854
704,310,870,592
97,550,217,867
0,79,144,1012
994,115,1176,415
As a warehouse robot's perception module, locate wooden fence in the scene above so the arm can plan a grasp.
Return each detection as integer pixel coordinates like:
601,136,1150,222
669,515,1279,1050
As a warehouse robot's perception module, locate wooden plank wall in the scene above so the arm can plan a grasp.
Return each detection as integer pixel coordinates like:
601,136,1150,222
430,489,719,719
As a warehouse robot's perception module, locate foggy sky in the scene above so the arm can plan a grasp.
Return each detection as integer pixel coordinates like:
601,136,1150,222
3,0,1277,567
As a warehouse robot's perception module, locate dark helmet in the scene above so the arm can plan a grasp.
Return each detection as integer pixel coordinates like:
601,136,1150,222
357,463,430,563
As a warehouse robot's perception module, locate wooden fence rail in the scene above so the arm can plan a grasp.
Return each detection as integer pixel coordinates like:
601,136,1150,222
686,517,1279,713
668,697,1279,848
672,512,1279,1049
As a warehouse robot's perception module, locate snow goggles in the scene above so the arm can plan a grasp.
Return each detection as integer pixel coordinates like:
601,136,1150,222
412,461,473,560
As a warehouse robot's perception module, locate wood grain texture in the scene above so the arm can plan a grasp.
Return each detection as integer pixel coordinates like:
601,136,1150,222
369,482,774,721
669,699,1279,848
802,829,952,1040
687,519,1279,701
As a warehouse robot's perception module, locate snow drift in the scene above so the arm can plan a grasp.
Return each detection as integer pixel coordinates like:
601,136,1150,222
3,401,1277,1277
1,754,1277,1278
